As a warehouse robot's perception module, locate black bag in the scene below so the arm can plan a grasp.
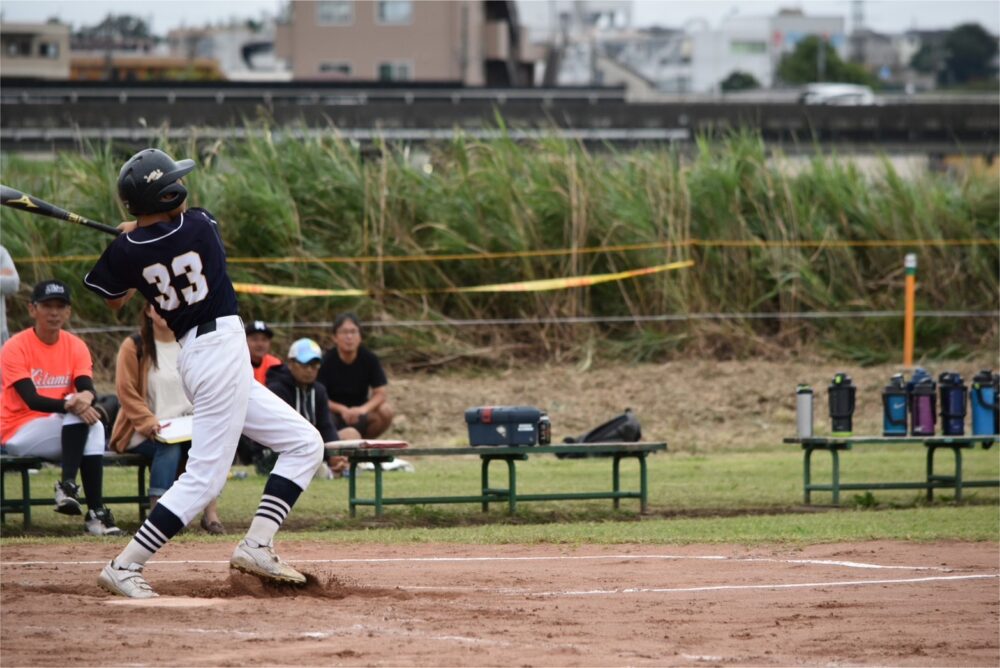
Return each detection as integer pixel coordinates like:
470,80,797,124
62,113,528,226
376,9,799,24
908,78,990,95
93,394,120,443
557,409,642,458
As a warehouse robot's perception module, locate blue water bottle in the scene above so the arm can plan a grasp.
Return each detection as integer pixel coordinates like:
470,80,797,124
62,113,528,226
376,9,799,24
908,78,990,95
970,370,998,436
938,372,967,436
882,374,908,436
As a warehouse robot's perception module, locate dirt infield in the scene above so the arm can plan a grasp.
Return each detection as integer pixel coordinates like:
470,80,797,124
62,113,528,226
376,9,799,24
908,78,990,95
1,540,997,667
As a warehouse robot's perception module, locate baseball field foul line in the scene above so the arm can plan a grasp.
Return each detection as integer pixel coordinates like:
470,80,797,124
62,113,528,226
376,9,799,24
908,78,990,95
532,574,999,597
0,553,973,571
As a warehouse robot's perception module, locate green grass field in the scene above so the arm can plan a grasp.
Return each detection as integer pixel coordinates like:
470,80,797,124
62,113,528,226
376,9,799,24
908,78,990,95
3,447,997,544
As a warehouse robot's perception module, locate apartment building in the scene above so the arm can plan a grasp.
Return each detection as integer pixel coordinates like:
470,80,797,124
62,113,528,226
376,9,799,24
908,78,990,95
274,0,534,85
1,22,71,79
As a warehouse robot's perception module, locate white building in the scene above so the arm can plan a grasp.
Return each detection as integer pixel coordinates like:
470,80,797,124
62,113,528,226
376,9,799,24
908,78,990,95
691,10,845,93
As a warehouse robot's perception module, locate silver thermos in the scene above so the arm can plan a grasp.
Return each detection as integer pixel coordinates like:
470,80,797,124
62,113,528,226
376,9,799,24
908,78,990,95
796,384,814,438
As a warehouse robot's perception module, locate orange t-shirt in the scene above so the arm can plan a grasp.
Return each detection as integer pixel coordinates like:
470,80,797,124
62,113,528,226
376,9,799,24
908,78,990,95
1,328,93,442
253,353,282,385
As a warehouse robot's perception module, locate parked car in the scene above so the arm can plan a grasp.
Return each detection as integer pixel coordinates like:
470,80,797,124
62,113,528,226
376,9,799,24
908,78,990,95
798,83,876,106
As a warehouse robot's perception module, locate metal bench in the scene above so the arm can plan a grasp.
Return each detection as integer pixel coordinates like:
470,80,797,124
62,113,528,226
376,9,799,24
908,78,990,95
1,452,150,529
783,435,999,505
325,441,667,517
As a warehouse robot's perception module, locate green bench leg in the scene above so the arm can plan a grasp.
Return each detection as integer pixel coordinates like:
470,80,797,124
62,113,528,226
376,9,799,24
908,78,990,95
927,445,964,502
374,463,384,517
804,446,840,505
481,456,520,514
481,458,490,513
348,461,358,518
612,455,621,510
640,454,649,513
506,458,517,514
21,468,32,529
803,447,813,504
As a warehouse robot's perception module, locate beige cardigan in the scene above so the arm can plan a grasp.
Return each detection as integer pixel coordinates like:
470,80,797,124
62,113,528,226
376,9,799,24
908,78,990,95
109,335,157,453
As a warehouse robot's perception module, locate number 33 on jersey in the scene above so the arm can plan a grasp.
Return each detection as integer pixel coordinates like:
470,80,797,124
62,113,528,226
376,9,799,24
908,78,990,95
84,207,239,338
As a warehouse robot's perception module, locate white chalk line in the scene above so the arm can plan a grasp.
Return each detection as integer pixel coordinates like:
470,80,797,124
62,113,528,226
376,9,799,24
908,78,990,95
0,553,965,572
529,573,999,597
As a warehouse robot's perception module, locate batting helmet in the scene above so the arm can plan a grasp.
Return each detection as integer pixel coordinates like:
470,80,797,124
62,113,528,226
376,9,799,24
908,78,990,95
117,148,196,215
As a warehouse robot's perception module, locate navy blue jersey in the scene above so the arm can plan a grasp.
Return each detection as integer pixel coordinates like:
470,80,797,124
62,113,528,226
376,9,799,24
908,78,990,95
84,207,238,338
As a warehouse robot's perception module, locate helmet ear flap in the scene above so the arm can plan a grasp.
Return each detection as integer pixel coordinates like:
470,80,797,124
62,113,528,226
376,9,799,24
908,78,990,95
149,182,189,214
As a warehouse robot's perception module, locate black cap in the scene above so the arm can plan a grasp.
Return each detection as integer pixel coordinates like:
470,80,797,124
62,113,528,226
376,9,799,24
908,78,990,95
245,320,273,338
31,279,71,305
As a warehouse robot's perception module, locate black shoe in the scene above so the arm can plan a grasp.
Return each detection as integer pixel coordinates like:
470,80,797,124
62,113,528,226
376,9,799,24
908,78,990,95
54,481,82,515
85,507,123,536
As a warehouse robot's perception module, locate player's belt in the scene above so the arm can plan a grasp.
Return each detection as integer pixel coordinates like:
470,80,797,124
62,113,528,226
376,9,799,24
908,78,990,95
195,319,217,337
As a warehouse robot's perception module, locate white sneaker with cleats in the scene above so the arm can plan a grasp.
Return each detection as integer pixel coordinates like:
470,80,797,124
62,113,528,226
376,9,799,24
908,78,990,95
97,560,158,599
230,539,306,584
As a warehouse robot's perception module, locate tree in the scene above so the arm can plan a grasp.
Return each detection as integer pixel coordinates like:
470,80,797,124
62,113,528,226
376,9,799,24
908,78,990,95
720,71,761,92
776,36,876,86
73,14,155,48
943,23,998,84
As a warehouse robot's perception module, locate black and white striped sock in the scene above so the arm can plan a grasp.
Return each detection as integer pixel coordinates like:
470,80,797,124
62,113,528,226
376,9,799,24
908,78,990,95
114,504,183,568
245,474,303,547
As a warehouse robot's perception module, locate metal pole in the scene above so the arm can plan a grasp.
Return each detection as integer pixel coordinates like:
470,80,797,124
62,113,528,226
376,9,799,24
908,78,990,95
903,253,917,367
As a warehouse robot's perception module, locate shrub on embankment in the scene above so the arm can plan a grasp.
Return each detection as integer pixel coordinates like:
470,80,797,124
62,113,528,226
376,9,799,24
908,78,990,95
1,130,996,369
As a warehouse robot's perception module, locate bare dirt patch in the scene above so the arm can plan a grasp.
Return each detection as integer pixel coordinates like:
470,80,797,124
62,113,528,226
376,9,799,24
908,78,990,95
2,540,997,666
386,358,998,450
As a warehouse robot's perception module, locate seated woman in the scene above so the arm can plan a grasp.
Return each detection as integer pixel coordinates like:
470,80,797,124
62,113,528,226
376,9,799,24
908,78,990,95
109,302,225,534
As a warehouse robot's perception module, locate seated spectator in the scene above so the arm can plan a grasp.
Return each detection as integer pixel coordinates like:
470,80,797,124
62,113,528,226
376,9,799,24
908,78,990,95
0,280,122,535
246,320,281,385
110,301,225,534
318,313,394,439
266,338,360,477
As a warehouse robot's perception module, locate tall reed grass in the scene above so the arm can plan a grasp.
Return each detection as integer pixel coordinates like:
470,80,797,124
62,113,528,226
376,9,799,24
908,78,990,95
1,129,996,367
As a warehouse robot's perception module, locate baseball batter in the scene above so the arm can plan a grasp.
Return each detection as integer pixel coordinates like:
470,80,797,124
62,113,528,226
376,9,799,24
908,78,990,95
84,148,324,599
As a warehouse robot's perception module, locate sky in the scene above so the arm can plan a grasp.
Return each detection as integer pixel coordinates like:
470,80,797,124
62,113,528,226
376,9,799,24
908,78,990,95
1,0,997,35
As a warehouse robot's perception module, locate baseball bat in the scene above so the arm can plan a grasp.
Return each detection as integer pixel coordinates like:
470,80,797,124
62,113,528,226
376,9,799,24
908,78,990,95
0,185,120,236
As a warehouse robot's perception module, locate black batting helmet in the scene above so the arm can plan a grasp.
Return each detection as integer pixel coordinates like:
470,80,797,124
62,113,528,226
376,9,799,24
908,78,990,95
117,148,196,215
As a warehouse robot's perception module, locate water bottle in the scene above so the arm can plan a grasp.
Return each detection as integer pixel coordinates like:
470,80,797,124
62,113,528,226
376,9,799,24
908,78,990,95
828,372,856,437
970,369,998,436
909,376,937,436
938,372,967,436
906,367,931,395
538,413,552,445
796,384,814,438
881,374,908,436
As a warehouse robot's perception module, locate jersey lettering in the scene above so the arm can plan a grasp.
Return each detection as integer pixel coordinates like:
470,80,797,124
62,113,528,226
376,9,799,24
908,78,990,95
142,252,210,311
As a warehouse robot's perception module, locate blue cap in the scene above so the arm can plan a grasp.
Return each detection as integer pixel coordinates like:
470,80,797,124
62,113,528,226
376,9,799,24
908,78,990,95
288,338,322,364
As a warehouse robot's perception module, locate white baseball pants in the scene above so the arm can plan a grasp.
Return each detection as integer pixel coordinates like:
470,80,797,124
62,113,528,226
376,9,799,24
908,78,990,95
4,412,105,459
157,315,323,526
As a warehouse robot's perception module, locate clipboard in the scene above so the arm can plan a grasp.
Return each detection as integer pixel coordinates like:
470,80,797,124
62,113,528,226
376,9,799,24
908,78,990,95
154,416,193,444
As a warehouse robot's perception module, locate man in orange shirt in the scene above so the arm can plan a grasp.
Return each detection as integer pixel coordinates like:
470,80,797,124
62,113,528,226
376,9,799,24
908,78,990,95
246,320,281,385
0,280,122,535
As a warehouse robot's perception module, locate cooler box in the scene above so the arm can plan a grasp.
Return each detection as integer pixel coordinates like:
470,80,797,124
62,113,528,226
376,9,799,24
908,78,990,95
465,406,543,446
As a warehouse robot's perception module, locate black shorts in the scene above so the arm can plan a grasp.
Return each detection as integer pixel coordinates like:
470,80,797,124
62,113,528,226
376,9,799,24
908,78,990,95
333,411,368,435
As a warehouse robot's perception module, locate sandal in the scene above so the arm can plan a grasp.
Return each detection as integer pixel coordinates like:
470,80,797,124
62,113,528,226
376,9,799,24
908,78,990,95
200,516,226,535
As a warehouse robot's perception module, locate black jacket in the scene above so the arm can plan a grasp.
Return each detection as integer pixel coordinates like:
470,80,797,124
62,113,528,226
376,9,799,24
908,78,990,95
265,364,339,442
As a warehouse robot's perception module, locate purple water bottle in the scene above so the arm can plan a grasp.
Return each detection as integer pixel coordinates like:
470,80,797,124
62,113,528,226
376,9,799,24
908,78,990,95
909,377,937,436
